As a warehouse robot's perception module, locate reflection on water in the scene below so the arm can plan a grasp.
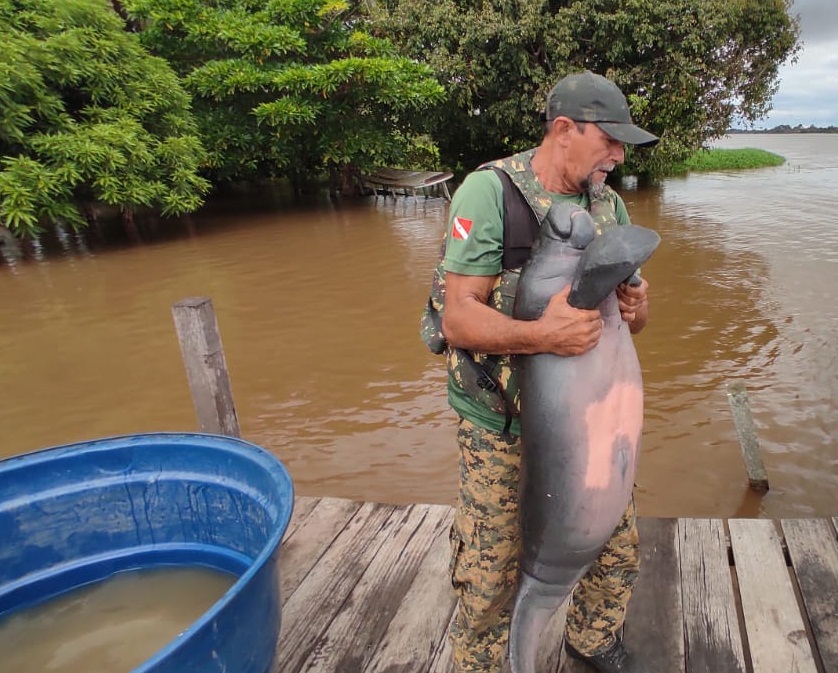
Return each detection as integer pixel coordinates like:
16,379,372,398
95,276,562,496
1,136,837,519
0,567,234,673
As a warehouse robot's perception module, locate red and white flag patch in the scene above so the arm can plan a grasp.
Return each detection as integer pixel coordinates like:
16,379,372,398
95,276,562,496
452,216,473,240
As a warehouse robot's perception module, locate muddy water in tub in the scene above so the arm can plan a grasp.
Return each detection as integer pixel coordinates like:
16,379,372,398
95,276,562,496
0,567,234,673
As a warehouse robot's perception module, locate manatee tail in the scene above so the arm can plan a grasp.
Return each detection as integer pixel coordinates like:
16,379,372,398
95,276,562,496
508,572,572,673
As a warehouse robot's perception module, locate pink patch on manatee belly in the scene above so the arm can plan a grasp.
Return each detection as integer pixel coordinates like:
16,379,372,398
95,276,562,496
583,383,644,489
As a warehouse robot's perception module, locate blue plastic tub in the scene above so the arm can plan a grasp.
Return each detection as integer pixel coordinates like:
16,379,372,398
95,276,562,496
0,433,294,673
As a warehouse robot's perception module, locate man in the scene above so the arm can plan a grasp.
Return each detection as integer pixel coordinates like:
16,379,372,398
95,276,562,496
432,71,658,673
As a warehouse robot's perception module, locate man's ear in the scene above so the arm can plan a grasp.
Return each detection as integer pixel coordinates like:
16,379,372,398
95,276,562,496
550,116,576,145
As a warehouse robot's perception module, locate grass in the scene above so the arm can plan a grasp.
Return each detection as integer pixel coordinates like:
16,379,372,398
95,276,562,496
673,148,786,173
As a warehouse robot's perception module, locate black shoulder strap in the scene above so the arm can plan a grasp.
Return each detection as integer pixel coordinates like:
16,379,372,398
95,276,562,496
490,168,540,270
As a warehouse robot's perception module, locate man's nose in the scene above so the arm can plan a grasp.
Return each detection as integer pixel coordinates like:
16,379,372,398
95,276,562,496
611,143,626,164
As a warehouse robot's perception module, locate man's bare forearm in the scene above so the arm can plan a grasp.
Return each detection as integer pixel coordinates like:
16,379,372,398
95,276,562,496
442,296,548,355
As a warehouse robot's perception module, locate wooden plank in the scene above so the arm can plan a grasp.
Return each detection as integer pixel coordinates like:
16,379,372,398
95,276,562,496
274,502,397,673
171,296,240,437
366,168,453,189
364,508,456,673
679,519,746,673
271,501,838,673
429,609,456,673
782,518,838,672
726,381,769,491
728,519,817,673
282,496,320,542
623,518,685,672
364,167,454,200
280,497,362,600
297,504,451,672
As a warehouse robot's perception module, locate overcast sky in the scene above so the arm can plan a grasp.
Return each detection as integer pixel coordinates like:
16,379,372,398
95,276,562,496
755,0,838,128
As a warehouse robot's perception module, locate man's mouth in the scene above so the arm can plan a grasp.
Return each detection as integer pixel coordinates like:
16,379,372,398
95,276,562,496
589,168,610,183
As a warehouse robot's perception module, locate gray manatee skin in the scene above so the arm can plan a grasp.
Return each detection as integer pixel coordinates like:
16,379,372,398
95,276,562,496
508,204,650,673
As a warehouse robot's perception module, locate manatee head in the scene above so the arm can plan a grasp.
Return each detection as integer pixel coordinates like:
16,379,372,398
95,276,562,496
544,203,596,250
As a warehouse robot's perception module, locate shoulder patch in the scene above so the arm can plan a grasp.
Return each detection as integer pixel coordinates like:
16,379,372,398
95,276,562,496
452,216,473,240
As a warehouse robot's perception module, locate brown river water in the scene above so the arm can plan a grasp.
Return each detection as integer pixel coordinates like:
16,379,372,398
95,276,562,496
2,134,837,521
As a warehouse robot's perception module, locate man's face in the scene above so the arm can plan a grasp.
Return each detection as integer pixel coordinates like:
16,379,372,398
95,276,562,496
568,123,626,196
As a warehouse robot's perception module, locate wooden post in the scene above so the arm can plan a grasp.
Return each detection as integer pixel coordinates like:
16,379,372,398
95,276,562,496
172,297,241,438
726,381,769,492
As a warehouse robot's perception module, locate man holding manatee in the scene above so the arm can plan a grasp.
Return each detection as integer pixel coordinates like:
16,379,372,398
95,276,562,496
421,71,658,673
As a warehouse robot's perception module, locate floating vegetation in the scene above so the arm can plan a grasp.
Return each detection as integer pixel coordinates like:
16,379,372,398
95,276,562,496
674,148,786,173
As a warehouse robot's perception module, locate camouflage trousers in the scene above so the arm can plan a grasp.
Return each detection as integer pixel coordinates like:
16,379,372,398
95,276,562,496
448,417,640,672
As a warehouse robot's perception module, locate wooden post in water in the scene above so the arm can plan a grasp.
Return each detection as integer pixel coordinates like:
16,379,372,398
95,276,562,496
172,297,241,438
726,381,769,492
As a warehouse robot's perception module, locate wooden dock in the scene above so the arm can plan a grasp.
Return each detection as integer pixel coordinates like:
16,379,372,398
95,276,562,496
274,497,838,673
362,167,454,200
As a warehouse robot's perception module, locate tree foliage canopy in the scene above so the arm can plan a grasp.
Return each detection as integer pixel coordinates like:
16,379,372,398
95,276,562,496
125,0,447,185
368,0,801,177
0,0,209,237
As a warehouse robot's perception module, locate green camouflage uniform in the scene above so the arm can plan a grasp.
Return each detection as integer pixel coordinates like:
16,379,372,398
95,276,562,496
430,150,641,672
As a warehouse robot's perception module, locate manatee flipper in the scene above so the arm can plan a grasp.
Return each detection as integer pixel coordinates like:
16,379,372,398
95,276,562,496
567,225,660,309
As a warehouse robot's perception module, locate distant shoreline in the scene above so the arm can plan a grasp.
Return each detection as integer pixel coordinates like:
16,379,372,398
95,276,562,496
728,125,838,134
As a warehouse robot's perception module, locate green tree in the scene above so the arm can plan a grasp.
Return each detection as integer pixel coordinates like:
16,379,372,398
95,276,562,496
124,0,446,192
0,0,209,238
368,0,800,177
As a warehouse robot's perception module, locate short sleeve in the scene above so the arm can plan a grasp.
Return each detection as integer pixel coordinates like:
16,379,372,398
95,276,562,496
443,170,505,276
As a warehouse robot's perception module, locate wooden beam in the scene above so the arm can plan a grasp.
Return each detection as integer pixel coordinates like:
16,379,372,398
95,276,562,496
726,381,769,492
171,297,240,437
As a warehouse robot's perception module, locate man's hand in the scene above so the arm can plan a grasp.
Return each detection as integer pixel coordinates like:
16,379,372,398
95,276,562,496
616,276,649,333
537,285,603,356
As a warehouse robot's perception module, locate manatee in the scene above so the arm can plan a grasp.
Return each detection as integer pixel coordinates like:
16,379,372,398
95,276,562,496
508,203,660,673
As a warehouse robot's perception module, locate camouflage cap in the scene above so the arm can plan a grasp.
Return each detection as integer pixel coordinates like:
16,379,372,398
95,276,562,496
543,71,659,147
